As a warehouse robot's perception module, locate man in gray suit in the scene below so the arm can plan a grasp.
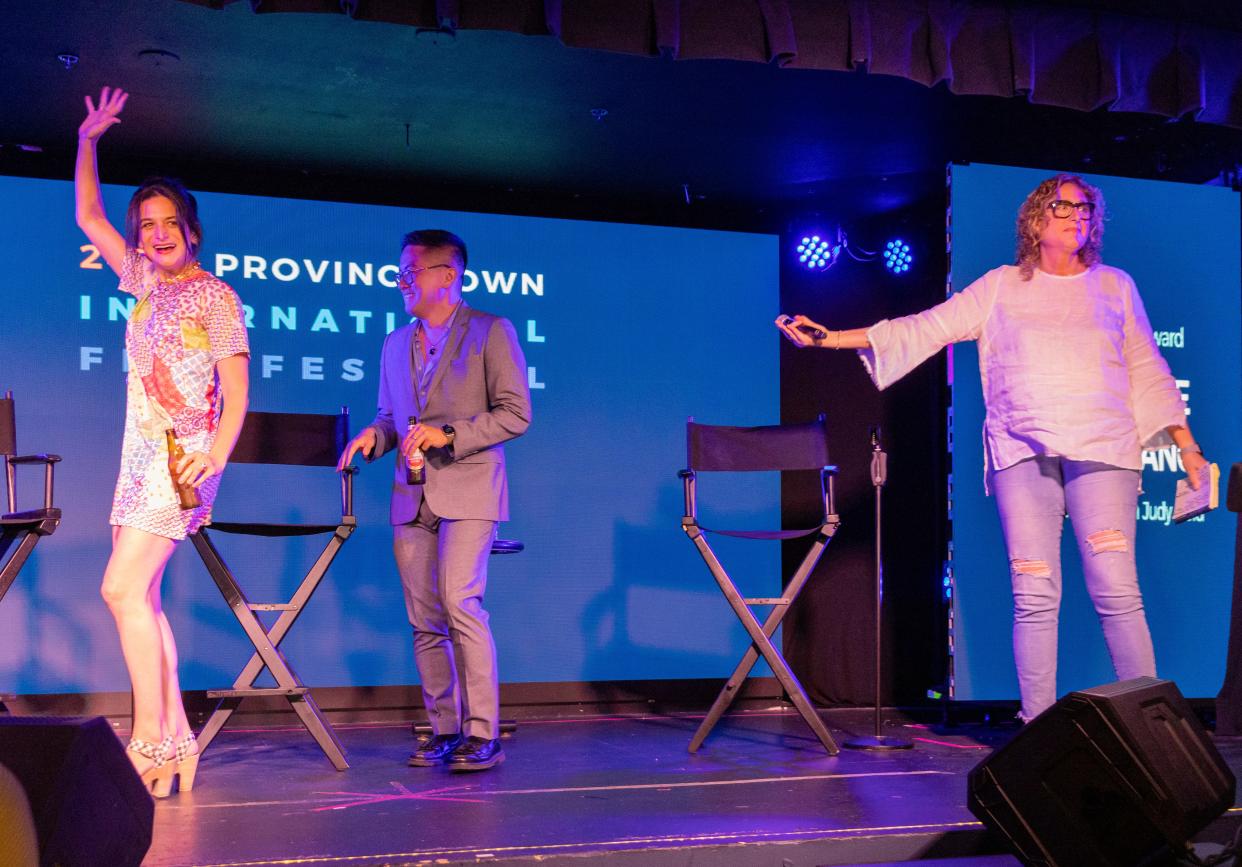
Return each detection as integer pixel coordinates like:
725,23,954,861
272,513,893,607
339,229,531,771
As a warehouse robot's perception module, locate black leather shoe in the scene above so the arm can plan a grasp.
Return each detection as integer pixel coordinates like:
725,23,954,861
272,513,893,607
447,736,505,772
408,733,463,766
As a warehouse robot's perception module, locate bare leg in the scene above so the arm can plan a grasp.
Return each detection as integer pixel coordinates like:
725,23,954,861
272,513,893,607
102,526,177,755
124,526,194,754
152,599,193,746
151,582,200,791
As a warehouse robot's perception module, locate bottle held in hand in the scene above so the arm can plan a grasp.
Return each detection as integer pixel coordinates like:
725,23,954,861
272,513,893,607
405,416,426,486
165,428,201,510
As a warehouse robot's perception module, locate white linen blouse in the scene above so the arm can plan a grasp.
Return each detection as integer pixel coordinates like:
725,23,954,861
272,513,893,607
858,264,1186,478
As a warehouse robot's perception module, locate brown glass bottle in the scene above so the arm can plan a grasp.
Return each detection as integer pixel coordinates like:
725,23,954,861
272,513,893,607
165,428,201,510
405,416,426,485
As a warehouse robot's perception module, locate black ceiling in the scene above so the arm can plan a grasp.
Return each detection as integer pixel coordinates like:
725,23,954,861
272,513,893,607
4,0,1242,225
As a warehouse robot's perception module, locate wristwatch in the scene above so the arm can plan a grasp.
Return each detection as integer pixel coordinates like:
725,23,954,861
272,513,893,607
441,425,456,447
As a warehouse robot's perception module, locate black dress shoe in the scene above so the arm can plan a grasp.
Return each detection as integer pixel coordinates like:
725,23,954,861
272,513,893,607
447,736,505,772
408,733,463,766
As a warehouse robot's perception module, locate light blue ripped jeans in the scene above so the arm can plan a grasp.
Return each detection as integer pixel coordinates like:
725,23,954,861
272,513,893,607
991,456,1155,721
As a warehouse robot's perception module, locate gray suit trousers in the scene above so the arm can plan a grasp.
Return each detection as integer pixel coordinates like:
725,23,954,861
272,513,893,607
394,497,499,740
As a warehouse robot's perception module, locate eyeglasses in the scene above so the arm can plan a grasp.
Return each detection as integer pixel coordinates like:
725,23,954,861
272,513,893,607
1048,200,1095,219
397,263,450,286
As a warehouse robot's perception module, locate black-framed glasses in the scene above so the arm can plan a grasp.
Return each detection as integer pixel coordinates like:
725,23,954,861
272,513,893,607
1048,200,1095,219
397,263,450,286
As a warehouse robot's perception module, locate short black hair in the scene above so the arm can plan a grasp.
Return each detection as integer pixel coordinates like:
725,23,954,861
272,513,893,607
400,229,468,270
126,177,203,256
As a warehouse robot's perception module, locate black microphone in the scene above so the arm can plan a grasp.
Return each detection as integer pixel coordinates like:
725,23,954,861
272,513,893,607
779,314,828,341
869,425,887,486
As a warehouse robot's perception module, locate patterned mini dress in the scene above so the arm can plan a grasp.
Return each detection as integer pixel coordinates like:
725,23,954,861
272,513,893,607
109,250,250,540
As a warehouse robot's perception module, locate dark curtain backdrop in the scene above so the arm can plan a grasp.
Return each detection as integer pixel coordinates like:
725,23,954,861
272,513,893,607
186,0,1242,130
779,179,950,706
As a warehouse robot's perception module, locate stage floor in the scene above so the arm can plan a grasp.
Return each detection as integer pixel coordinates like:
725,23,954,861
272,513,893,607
141,706,1242,867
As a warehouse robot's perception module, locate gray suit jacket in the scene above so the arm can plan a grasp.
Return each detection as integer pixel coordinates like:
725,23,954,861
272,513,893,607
368,304,531,524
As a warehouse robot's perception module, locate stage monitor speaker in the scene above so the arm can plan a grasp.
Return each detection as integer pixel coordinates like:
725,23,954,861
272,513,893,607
967,677,1234,867
0,716,153,867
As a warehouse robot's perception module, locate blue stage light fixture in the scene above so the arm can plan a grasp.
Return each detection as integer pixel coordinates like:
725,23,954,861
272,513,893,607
796,234,835,271
883,240,912,274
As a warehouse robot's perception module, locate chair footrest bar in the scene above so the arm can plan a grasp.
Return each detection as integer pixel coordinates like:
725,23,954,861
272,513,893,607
248,603,299,611
207,687,309,698
742,598,789,605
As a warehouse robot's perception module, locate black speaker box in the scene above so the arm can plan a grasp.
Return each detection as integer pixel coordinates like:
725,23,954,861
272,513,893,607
967,677,1234,867
0,716,153,867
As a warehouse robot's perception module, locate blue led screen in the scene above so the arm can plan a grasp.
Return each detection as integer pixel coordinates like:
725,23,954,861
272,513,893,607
0,176,780,694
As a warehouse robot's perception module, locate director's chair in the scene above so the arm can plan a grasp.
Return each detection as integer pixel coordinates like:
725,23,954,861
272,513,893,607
1,391,62,713
0,391,61,606
189,409,357,770
681,416,841,755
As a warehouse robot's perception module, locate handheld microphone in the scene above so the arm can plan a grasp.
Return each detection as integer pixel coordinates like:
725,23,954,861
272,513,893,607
778,314,828,341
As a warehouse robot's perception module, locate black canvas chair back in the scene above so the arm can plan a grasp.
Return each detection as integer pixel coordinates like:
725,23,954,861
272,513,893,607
688,418,831,473
680,415,841,755
686,418,834,540
207,411,355,539
228,411,349,467
188,408,357,770
0,391,62,606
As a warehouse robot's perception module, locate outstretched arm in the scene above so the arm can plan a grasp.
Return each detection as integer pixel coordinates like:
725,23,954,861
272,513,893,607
777,271,995,390
75,87,128,277
776,315,872,349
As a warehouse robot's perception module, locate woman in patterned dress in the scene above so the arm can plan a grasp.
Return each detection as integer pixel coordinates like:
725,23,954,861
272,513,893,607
75,87,250,797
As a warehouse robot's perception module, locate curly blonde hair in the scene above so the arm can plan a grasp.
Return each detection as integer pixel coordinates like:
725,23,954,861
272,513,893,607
1014,173,1105,280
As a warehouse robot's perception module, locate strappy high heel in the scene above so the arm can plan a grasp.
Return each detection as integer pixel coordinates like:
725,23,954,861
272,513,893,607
173,733,200,793
127,736,175,798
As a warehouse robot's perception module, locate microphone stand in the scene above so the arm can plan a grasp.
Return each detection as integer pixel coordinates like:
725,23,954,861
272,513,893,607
845,426,913,751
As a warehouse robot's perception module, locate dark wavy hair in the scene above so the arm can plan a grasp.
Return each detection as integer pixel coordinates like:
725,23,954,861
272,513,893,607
1014,173,1105,280
124,177,203,257
401,229,468,270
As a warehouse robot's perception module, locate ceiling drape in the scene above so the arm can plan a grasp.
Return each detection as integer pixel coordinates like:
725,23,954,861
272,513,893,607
181,0,1242,128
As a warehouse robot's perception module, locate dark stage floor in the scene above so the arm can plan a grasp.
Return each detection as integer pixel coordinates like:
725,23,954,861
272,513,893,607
140,706,1242,867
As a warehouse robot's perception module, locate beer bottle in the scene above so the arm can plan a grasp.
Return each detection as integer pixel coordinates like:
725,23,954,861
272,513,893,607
165,429,201,510
405,416,426,485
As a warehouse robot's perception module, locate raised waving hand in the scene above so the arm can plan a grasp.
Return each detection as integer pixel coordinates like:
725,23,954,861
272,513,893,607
75,87,130,275
79,87,128,142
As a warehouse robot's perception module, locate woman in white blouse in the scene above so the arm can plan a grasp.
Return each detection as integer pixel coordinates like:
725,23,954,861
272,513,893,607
777,174,1208,721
